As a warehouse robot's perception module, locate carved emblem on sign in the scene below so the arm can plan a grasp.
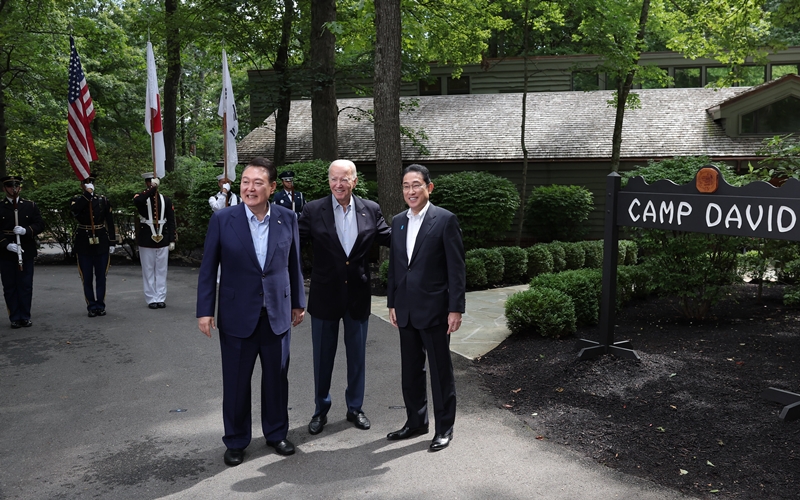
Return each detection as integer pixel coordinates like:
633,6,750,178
696,167,719,193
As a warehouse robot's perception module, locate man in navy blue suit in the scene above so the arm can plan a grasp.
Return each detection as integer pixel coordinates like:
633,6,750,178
197,157,306,467
386,164,466,452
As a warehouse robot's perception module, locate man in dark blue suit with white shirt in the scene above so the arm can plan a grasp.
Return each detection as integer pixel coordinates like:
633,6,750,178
197,157,305,467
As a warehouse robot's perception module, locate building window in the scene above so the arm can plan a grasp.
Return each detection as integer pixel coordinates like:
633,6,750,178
772,64,799,80
419,77,442,95
447,76,470,94
740,96,800,134
572,71,599,91
673,67,701,88
738,66,766,86
706,66,730,85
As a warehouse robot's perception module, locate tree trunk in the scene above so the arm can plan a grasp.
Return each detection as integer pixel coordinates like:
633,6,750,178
274,0,294,167
610,0,650,173
516,0,531,246
0,88,6,177
163,0,181,173
310,0,338,161
374,0,405,222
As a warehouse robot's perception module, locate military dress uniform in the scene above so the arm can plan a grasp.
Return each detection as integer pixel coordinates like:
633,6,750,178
273,170,305,215
133,175,176,308
70,185,116,317
0,176,44,328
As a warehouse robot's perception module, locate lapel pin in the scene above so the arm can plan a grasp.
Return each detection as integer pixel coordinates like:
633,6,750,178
401,225,405,230
277,220,282,224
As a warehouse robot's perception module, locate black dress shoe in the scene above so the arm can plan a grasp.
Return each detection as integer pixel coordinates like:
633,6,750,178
156,302,166,308
10,321,20,329
223,448,245,466
96,310,106,316
20,319,32,327
88,310,97,317
346,411,371,430
148,303,158,309
308,415,327,435
266,439,295,456
386,425,429,441
429,429,453,452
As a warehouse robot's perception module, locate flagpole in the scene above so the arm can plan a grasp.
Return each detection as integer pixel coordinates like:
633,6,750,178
151,114,160,231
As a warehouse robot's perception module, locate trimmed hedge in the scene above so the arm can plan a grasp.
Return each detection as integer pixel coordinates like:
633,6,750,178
524,184,594,242
579,240,603,268
526,244,554,277
531,269,601,326
545,241,567,272
562,242,585,270
497,246,527,284
465,248,504,286
505,287,577,338
466,257,488,288
379,259,389,287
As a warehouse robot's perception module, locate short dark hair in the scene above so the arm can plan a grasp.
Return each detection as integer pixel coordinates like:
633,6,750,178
402,164,431,185
245,157,277,183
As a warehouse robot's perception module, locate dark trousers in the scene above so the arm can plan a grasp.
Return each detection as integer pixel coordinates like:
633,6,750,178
398,322,457,435
219,313,290,450
0,258,34,322
77,252,110,312
310,313,369,417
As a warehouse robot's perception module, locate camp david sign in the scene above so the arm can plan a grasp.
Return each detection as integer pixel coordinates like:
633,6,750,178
617,166,800,241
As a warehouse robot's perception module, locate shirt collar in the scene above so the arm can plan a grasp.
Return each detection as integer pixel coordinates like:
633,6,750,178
407,201,431,219
244,202,270,222
332,194,354,213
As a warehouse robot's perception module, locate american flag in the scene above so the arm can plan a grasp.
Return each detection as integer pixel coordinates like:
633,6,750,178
67,35,97,180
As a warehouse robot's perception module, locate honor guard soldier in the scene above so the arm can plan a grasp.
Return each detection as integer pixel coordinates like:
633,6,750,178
70,173,117,317
133,172,176,309
0,175,44,328
209,173,239,212
273,170,305,216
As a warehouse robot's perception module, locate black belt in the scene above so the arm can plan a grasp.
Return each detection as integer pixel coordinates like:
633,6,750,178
77,224,107,230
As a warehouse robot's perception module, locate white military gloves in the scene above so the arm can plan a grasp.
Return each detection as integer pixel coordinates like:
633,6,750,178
7,243,22,253
222,183,231,192
84,183,94,193
169,242,175,251
13,226,26,235
151,178,160,188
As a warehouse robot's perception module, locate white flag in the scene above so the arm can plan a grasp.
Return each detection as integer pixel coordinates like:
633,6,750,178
218,49,239,181
145,41,166,179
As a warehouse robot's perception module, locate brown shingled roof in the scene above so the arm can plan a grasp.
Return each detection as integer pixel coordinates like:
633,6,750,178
237,87,766,164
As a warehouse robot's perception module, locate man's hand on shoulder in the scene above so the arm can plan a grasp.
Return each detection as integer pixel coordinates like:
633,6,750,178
198,316,216,338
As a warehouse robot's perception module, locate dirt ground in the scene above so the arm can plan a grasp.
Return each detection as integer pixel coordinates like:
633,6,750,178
474,283,800,499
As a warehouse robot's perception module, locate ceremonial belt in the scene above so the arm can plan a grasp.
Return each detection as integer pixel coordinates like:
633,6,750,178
77,224,107,230
141,194,167,243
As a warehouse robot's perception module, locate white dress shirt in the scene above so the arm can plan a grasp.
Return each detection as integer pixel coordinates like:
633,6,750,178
333,196,357,257
406,201,430,264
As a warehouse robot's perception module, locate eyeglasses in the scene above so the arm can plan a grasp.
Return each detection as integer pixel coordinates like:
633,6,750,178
402,183,426,193
329,177,352,185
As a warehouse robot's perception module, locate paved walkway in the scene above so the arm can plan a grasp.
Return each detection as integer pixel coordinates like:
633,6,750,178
371,284,529,359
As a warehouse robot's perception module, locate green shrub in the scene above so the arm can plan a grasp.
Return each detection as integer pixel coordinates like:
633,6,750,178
286,159,369,202
617,265,653,304
28,180,81,257
430,171,520,250
497,246,527,284
622,157,743,319
579,240,603,268
505,287,577,338
546,241,567,272
562,242,585,270
531,270,600,326
620,240,638,265
379,259,389,287
466,248,505,286
466,257,488,289
524,184,594,242
526,244,553,277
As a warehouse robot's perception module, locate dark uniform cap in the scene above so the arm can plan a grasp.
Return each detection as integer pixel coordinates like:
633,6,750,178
1,175,23,187
81,172,97,183
278,171,294,181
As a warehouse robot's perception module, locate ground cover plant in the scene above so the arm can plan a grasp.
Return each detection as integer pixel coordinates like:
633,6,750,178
475,283,800,499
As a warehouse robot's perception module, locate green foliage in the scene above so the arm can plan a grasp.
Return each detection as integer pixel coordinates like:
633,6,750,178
27,180,81,257
545,241,567,272
504,287,576,338
617,264,653,303
465,248,505,286
621,239,638,265
743,135,800,183
624,157,745,319
286,160,369,203
562,242,585,270
579,240,603,268
620,156,739,186
526,244,554,277
166,156,225,255
524,185,593,242
465,257,488,289
531,270,600,326
430,171,520,250
379,259,389,287
497,246,528,284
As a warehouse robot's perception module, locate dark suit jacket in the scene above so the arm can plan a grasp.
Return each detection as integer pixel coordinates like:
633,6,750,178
387,203,466,330
196,203,305,337
0,197,44,260
298,194,390,321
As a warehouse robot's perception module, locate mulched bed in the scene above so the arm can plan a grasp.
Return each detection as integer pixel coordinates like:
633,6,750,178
474,283,800,499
